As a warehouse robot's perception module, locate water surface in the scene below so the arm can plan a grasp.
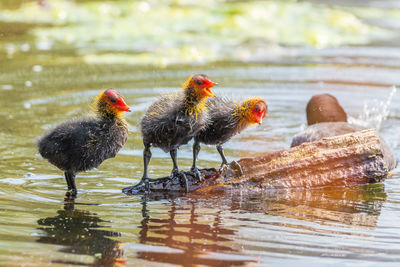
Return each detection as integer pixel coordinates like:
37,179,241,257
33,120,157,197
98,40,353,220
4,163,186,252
0,1,400,266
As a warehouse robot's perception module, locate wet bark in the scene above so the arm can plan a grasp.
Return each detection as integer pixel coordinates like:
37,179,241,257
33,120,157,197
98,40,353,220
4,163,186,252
124,129,388,195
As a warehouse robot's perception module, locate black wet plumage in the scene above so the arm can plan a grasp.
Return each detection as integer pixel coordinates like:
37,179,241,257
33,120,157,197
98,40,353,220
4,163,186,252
38,89,130,196
195,97,248,146
141,93,210,153
123,74,217,194
38,117,128,172
191,96,267,179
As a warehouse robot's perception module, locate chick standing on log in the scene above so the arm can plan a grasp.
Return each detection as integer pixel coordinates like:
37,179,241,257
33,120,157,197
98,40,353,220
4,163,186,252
123,74,217,193
38,89,131,197
191,97,267,180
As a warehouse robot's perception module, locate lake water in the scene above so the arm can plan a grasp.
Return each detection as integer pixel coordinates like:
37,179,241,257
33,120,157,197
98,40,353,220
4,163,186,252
0,1,400,266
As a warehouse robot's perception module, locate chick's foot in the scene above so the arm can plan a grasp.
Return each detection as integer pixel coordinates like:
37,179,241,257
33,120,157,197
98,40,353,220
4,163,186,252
123,176,174,194
170,170,189,193
189,166,202,182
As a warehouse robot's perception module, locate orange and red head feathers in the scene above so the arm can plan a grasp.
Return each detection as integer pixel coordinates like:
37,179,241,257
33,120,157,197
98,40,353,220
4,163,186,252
183,74,217,99
95,89,131,119
234,97,268,124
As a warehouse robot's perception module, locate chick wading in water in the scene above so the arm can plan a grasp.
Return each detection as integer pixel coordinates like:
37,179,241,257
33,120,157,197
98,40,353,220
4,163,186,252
191,97,267,180
38,89,131,197
123,74,217,193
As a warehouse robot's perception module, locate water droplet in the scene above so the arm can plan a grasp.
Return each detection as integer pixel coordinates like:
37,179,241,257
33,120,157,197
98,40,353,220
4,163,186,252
24,102,31,109
350,86,397,130
25,81,33,87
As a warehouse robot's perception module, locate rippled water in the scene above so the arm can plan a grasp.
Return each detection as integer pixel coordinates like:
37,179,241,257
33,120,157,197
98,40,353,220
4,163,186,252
1,1,400,266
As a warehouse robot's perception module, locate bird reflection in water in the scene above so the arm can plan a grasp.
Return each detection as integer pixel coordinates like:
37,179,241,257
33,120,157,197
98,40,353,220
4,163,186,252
137,195,259,266
34,184,386,266
36,198,126,266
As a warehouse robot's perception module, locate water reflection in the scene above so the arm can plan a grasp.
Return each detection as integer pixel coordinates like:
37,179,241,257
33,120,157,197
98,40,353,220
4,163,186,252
137,197,258,266
33,184,388,265
231,184,386,229
36,198,125,266
134,184,387,264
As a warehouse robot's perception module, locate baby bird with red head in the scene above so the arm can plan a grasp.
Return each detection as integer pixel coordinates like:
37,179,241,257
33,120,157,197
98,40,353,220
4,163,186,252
123,74,217,193
191,97,267,180
38,89,131,197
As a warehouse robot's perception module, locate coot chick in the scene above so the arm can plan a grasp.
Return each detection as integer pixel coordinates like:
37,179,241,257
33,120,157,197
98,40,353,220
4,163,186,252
291,93,396,170
191,97,267,180
123,74,216,193
38,89,131,197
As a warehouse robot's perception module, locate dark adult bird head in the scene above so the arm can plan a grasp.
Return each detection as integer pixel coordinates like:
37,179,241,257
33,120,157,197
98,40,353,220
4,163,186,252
306,94,347,125
96,89,131,116
183,74,217,99
234,97,268,125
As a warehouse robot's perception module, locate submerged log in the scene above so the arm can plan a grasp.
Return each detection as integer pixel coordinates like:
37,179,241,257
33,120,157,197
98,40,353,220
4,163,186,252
123,129,389,195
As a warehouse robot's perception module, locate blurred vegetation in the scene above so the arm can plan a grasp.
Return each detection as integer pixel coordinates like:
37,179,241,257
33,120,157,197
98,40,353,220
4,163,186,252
0,0,395,66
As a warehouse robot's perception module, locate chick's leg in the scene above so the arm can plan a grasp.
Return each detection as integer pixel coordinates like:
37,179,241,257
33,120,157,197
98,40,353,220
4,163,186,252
64,171,77,197
190,140,202,181
216,145,228,168
170,149,188,193
170,148,179,174
122,143,152,193
142,144,152,192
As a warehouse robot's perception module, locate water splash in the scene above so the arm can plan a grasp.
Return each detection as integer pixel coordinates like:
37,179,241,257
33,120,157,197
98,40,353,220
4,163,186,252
349,86,397,130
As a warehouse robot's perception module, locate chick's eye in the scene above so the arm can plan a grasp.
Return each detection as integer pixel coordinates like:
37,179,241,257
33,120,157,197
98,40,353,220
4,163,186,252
196,80,203,85
109,97,117,103
254,105,259,112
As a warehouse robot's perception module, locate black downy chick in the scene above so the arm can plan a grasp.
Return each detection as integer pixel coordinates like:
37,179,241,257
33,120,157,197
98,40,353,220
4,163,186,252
123,74,217,193
191,96,267,180
38,89,131,197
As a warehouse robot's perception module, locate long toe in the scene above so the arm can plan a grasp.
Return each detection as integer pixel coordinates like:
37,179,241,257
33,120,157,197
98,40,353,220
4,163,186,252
220,162,229,171
179,171,189,193
122,180,145,194
190,167,202,182
122,185,135,194
169,170,181,182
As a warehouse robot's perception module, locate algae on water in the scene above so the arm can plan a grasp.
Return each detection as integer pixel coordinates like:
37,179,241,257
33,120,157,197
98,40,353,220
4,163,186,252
0,0,393,66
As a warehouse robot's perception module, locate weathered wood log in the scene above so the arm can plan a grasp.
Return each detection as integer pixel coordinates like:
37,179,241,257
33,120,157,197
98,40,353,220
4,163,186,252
123,129,389,195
